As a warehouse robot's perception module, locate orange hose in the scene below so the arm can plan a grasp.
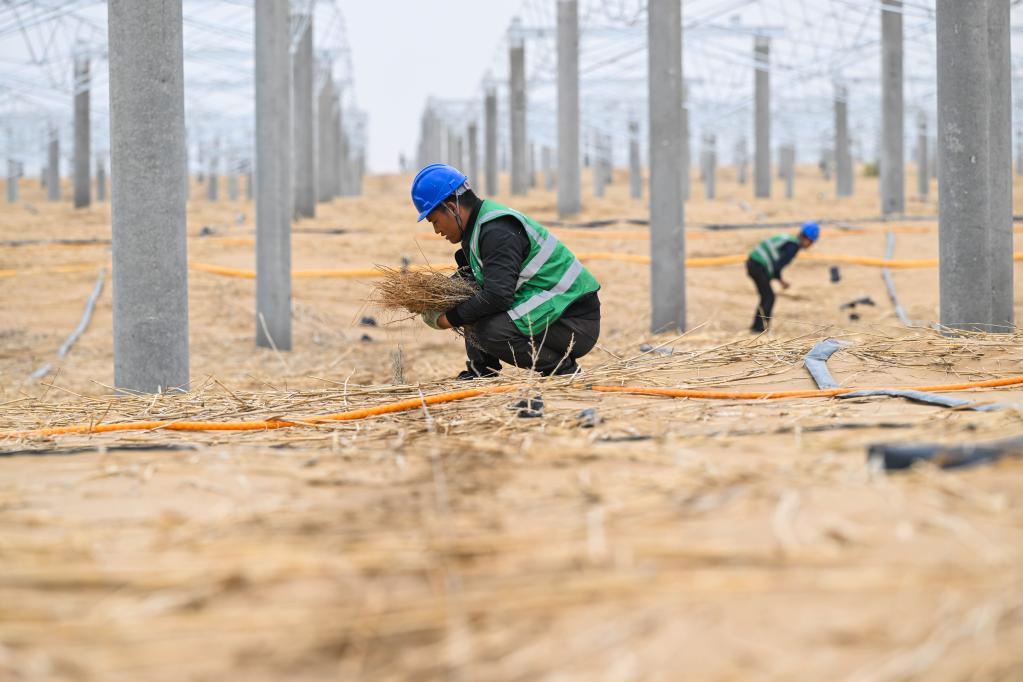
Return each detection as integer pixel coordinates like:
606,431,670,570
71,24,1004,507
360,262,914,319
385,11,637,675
2,386,517,440
575,252,653,264
6,374,1022,441
18,251,1018,281
589,375,1023,400
801,253,937,268
577,252,1023,269
188,262,456,279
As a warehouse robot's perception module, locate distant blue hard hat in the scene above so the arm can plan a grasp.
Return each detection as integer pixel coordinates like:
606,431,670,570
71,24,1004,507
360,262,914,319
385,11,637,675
800,221,820,242
411,163,468,222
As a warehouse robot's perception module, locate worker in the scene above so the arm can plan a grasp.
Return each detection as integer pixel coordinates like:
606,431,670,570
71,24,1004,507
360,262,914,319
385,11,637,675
746,221,819,332
411,163,601,379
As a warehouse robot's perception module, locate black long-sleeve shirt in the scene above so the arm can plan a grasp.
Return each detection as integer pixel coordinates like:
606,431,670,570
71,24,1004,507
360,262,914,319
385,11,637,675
444,199,599,328
772,241,801,280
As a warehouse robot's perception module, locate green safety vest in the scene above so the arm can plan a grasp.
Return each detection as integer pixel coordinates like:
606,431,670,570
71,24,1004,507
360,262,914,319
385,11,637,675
467,199,600,335
749,233,798,277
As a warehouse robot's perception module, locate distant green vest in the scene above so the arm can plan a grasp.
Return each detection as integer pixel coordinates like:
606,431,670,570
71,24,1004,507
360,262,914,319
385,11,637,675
749,233,798,277
467,199,600,335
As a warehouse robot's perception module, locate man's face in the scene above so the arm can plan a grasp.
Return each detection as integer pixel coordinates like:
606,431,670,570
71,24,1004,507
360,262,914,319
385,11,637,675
799,235,814,249
426,203,461,244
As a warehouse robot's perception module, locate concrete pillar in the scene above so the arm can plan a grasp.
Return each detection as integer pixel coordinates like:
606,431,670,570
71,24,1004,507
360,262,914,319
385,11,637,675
207,143,219,201
316,72,335,202
332,96,343,197
681,101,690,201
228,156,239,200
781,143,795,199
73,55,91,209
702,133,716,200
592,131,605,198
6,160,17,203
529,143,537,188
96,157,106,201
46,130,60,202
916,111,928,200
108,0,189,392
629,120,642,199
355,151,365,195
937,0,1013,332
835,85,853,197
753,36,771,198
736,137,748,185
467,122,479,188
509,28,528,195
446,127,457,169
484,88,498,196
881,0,905,214
340,131,352,196
648,0,685,333
255,0,292,350
543,145,555,190
1016,127,1023,176
603,135,613,185
292,13,315,218
557,0,580,216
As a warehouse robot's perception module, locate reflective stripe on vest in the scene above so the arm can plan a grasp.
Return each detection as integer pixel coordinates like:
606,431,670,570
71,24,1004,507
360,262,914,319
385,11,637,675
508,259,584,322
749,234,797,276
467,200,600,334
472,207,561,291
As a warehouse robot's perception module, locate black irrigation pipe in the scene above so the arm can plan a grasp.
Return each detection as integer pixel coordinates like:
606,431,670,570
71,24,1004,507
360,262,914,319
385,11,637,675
549,214,1023,232
0,443,200,459
544,218,649,228
868,436,1023,471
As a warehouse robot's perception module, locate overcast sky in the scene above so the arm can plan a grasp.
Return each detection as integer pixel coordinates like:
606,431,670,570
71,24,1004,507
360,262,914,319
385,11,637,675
343,2,521,173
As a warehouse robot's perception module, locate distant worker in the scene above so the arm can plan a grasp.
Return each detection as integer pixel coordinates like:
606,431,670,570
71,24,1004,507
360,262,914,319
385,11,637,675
411,163,601,379
746,221,819,333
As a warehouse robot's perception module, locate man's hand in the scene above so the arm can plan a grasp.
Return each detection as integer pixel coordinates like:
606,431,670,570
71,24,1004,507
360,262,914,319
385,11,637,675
779,279,791,290
421,310,453,330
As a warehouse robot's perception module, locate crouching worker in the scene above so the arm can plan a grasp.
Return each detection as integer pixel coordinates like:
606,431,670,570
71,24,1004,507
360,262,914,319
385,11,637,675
411,164,601,379
746,221,819,332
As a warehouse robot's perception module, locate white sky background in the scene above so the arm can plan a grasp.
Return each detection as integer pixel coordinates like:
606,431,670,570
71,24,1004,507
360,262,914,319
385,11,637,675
343,1,521,173
2,1,1023,175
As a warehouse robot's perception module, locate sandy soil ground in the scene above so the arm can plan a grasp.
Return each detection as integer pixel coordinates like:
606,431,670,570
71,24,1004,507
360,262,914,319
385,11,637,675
0,166,1022,681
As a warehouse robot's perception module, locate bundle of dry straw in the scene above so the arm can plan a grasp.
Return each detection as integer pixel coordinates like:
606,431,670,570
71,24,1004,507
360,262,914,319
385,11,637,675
372,266,478,315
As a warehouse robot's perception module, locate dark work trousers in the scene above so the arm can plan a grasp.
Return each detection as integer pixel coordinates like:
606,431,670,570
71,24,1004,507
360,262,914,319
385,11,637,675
464,311,600,376
746,258,775,331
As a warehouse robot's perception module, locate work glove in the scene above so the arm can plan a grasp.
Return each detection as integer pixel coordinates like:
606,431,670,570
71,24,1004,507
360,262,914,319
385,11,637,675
450,265,474,282
421,309,443,330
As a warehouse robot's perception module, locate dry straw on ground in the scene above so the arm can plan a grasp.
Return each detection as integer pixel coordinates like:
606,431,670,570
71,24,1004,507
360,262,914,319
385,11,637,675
372,266,478,315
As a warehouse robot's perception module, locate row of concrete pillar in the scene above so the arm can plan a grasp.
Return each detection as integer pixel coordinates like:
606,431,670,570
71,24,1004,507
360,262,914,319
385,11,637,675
653,0,1014,336
416,0,1012,337
25,14,361,218
104,0,367,393
416,4,921,217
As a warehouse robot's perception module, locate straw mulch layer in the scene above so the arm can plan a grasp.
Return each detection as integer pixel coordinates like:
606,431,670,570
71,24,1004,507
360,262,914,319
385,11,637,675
372,266,478,316
1,172,1023,680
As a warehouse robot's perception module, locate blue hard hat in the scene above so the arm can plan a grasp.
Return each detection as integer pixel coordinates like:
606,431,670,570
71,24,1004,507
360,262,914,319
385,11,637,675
411,163,468,222
800,221,820,242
